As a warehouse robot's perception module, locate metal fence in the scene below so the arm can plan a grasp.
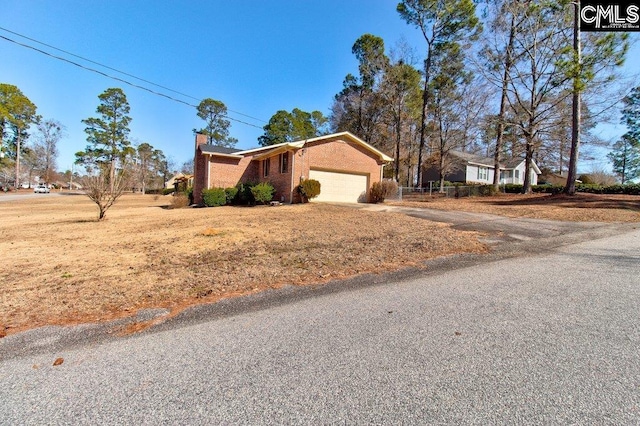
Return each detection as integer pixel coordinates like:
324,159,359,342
391,184,493,201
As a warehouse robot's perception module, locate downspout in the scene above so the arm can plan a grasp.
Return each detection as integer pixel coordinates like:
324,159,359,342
206,155,210,191
290,150,295,204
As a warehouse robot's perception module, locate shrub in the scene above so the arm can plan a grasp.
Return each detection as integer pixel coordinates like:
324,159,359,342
298,179,321,202
578,174,595,184
624,183,640,195
251,182,275,204
202,188,227,207
224,187,238,204
235,182,255,205
186,186,194,205
503,184,523,193
370,179,399,203
477,185,498,196
163,188,175,195
170,193,189,209
532,184,563,194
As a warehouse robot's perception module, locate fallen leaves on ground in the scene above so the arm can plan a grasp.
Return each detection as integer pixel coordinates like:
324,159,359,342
392,193,640,222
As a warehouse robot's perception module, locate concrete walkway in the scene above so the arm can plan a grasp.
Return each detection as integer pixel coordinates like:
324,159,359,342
355,203,606,245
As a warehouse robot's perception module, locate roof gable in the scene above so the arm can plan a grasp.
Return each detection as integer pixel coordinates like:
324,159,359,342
449,151,495,167
236,131,393,162
447,150,541,174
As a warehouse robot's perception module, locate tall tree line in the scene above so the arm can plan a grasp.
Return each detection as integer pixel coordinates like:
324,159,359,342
330,0,630,191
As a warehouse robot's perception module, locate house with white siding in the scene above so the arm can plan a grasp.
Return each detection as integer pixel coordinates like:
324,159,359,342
422,151,540,186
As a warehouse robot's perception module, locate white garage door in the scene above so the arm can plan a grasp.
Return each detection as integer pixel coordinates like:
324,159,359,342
309,169,368,203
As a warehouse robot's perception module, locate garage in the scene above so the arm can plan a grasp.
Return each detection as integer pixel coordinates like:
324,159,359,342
309,169,368,203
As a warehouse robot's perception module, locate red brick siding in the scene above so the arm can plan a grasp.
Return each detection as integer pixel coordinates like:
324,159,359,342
259,153,293,203
294,138,383,201
193,134,388,205
208,156,257,189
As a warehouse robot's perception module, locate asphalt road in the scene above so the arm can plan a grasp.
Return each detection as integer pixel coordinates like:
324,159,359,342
1,227,639,424
0,191,81,202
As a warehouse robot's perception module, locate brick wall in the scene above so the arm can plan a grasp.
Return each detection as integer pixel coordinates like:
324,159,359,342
209,156,257,188
193,134,388,205
193,133,208,205
259,152,293,203
296,138,383,201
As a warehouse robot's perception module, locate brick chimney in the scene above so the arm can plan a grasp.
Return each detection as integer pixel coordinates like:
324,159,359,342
193,133,208,205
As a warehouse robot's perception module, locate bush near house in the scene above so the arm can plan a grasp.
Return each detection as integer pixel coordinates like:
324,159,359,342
476,185,499,196
234,182,256,205
224,187,238,204
501,183,640,195
251,182,275,204
297,179,321,202
370,180,399,203
202,188,227,207
170,193,190,209
186,186,194,205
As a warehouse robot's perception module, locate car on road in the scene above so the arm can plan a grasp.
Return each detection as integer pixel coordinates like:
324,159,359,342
34,184,50,193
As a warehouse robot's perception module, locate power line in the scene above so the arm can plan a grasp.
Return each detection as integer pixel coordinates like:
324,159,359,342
0,28,267,128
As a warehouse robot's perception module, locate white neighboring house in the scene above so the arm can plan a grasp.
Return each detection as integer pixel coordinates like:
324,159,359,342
423,151,541,186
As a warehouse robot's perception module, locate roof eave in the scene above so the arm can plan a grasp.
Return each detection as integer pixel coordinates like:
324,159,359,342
251,144,302,161
203,152,243,159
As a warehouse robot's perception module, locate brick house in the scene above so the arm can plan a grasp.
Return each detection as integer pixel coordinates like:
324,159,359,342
193,131,393,205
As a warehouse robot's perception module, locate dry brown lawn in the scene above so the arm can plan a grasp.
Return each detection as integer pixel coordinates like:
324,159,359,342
392,192,640,223
0,193,486,336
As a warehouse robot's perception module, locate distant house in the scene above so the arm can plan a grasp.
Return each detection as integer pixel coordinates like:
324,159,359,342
422,151,541,186
193,132,393,205
165,173,193,190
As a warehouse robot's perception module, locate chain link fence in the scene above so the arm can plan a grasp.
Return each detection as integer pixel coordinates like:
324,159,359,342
390,184,496,201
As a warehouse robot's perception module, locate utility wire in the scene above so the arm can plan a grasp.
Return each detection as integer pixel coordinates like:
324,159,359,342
0,28,267,128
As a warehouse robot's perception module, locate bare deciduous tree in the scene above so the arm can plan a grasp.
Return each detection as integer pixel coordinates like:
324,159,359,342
82,164,131,220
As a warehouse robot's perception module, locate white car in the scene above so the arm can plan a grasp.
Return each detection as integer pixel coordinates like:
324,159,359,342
34,184,50,193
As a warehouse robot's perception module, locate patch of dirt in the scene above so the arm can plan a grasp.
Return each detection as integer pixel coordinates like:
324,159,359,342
391,193,640,222
0,194,486,335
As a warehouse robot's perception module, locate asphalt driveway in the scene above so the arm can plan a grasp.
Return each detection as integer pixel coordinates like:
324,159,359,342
358,203,608,244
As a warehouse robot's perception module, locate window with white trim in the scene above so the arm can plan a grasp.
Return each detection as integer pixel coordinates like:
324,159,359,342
477,167,488,181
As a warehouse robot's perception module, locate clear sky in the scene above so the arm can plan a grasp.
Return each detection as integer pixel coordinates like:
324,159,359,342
1,1,639,173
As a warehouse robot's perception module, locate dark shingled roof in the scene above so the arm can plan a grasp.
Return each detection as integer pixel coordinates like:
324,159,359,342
449,151,495,167
200,144,242,155
449,151,527,170
502,157,526,169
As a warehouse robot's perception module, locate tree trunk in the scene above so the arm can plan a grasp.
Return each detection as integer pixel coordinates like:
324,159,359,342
14,130,21,189
523,141,533,194
493,15,516,191
416,44,433,188
564,2,581,195
438,152,446,193
110,158,116,194
395,93,402,182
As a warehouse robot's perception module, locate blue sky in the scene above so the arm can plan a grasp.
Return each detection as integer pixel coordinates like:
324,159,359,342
1,1,639,173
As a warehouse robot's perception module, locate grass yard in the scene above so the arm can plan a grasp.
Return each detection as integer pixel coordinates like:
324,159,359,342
393,192,640,223
0,193,486,335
